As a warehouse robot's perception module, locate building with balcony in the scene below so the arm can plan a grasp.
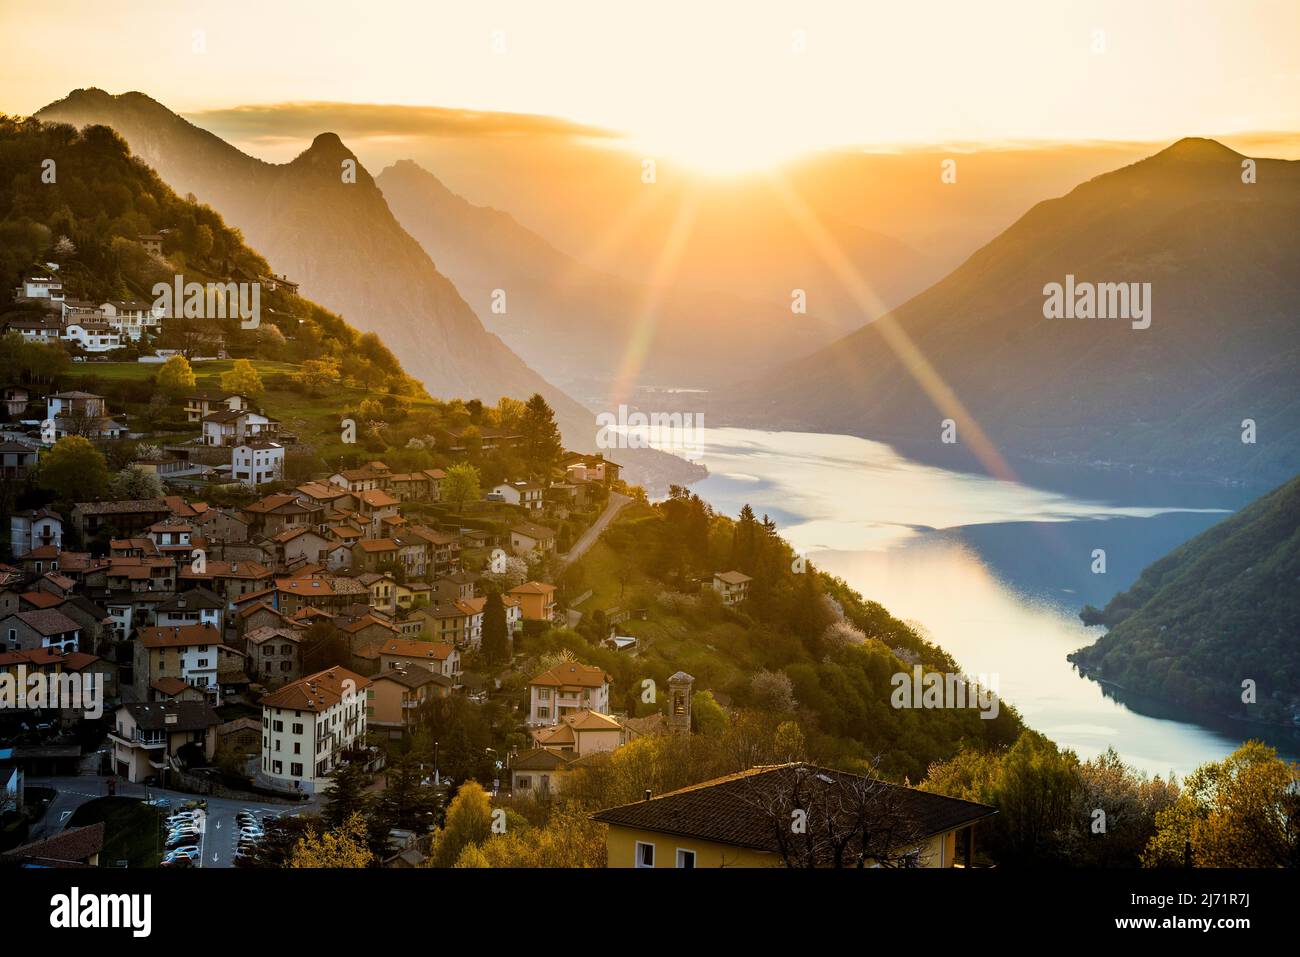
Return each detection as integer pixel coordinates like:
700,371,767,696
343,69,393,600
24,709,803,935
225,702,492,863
109,700,220,783
527,660,612,726
258,666,370,794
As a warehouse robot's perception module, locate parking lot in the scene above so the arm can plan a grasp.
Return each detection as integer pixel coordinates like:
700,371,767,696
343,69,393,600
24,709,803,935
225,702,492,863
159,797,294,867
31,777,313,868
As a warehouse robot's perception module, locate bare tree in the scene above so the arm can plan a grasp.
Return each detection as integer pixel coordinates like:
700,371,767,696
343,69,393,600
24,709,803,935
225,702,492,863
740,762,931,868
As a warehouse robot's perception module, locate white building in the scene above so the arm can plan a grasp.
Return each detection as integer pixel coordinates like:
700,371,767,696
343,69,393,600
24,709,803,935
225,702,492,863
100,300,162,341
527,661,612,727
202,410,277,447
62,321,123,352
711,570,752,605
231,441,284,485
10,508,62,553
259,666,370,794
491,480,545,512
44,391,126,443
135,624,229,703
154,588,224,633
14,273,64,301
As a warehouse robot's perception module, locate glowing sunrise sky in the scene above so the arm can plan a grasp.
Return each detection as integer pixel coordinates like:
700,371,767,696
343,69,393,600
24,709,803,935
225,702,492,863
3,0,1299,171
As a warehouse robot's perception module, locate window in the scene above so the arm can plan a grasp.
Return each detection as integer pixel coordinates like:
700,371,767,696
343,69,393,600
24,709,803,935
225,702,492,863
676,849,696,869
291,762,303,777
635,842,655,868
292,723,303,734
272,760,282,774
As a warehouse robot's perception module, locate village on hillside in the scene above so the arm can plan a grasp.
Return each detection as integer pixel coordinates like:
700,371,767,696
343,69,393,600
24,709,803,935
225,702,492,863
1,265,1003,869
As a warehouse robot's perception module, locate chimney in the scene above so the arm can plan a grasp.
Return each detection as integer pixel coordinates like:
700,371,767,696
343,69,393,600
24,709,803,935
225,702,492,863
643,789,652,802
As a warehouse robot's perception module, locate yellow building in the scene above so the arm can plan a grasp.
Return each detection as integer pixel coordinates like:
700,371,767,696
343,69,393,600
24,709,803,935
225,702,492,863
594,763,995,868
532,709,626,756
508,581,556,622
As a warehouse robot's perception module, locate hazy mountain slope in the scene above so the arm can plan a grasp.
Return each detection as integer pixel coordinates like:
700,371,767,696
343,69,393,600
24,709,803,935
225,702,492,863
35,88,702,488
377,159,824,399
1069,474,1300,723
723,139,1300,485
0,116,413,391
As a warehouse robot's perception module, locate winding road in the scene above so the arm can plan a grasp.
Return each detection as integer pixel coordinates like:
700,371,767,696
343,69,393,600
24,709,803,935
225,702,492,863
558,491,629,566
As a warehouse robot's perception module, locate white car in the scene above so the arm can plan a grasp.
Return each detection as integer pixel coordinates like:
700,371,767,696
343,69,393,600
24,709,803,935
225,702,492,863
166,846,200,859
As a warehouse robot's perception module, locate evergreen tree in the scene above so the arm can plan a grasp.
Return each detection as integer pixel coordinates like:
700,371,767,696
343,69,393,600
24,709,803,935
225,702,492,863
323,760,372,830
376,752,438,833
481,589,510,665
520,392,563,476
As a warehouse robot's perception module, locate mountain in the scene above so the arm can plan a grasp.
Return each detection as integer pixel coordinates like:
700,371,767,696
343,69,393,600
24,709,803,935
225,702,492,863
376,159,822,401
35,89,702,489
721,138,1300,486
0,115,412,392
1069,474,1300,725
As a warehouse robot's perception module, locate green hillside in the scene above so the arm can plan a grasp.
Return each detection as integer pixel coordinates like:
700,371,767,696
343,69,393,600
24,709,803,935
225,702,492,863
0,114,419,395
1070,474,1300,724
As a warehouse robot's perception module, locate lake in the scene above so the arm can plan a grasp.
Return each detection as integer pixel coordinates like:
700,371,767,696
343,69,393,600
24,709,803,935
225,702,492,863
657,426,1299,778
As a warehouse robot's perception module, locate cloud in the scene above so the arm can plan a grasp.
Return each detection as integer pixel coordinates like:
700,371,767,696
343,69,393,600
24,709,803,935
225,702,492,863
183,101,624,146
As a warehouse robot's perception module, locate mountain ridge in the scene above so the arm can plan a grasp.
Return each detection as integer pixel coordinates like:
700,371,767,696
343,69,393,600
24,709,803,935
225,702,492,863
35,88,703,489
718,137,1300,485
375,156,834,400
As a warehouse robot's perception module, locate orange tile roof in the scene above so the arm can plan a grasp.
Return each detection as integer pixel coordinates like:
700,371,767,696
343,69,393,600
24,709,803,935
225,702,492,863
260,666,370,713
530,661,610,690
139,623,221,649
369,638,455,661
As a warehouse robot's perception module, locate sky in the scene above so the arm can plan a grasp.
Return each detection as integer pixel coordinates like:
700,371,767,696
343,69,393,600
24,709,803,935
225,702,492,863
4,0,1299,172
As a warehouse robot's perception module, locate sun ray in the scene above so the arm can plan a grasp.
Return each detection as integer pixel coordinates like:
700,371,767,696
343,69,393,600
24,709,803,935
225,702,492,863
763,170,1020,484
605,191,700,408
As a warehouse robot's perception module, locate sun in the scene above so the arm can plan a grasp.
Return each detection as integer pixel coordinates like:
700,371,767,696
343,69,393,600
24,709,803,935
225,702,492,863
632,126,809,177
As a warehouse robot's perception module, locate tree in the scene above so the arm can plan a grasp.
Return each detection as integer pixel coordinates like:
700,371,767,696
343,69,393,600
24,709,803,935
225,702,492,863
107,465,163,500
37,436,108,502
156,354,196,395
520,393,563,476
376,752,438,834
691,690,729,737
428,780,493,867
220,357,264,399
749,669,797,713
444,463,480,513
481,589,510,665
323,761,373,831
235,814,315,868
494,396,526,432
1143,741,1299,868
455,803,606,868
289,812,374,868
739,762,929,868
298,357,340,391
